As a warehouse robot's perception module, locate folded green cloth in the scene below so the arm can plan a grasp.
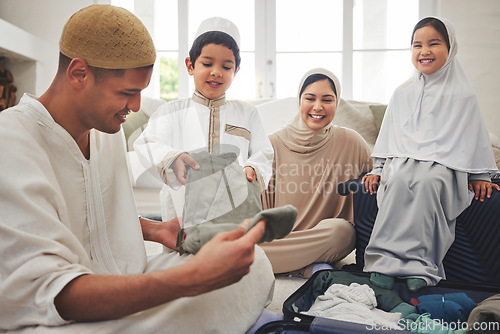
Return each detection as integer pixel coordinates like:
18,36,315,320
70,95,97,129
391,302,418,319
181,204,297,254
247,204,297,243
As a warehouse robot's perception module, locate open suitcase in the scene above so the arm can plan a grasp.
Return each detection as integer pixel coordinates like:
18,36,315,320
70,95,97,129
256,177,500,333
256,269,500,334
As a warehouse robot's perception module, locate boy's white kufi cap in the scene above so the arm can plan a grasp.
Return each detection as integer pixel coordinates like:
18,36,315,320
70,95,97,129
194,17,240,47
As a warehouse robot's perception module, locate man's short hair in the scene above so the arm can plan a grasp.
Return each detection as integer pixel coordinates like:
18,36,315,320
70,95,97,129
57,53,125,84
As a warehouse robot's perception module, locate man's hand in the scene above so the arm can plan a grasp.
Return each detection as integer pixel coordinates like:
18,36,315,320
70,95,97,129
469,180,500,202
55,219,267,322
244,166,256,182
171,153,199,185
362,174,380,195
186,219,266,295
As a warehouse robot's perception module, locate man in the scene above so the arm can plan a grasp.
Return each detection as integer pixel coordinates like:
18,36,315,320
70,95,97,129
0,5,274,333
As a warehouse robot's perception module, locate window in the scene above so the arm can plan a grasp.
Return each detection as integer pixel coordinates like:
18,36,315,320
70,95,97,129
275,0,343,98
112,0,434,104
186,0,256,100
352,0,419,102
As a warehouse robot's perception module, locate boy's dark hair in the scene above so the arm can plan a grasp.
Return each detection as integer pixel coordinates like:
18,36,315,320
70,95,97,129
189,31,241,70
58,53,125,84
411,17,450,50
299,74,337,99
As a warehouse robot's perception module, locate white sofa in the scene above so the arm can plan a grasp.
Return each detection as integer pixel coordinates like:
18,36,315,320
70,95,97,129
124,97,500,216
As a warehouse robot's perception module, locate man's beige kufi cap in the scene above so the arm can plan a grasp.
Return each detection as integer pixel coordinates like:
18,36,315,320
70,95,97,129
59,4,156,69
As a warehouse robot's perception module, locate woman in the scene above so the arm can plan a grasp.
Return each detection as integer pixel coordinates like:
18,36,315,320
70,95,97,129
260,68,372,276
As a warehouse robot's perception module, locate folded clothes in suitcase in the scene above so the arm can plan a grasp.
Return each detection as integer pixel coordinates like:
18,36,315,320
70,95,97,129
338,176,500,286
267,269,500,334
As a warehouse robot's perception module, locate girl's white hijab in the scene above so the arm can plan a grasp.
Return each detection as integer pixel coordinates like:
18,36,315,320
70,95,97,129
276,68,341,153
372,17,498,173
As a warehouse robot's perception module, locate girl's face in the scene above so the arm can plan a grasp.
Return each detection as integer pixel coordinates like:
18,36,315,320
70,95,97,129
412,25,449,74
299,79,337,130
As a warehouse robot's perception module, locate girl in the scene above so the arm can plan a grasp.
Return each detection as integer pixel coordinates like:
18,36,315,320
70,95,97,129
362,17,499,291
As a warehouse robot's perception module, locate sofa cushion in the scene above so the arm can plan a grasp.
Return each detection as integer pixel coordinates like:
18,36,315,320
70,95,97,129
122,110,150,151
369,104,388,133
122,97,166,151
255,97,298,135
333,99,379,148
492,145,500,170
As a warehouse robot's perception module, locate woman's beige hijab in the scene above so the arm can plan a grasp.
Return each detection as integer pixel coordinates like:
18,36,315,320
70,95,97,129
275,68,341,153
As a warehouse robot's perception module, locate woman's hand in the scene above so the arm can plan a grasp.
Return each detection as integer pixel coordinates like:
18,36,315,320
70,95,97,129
244,166,256,182
469,180,500,202
362,174,380,195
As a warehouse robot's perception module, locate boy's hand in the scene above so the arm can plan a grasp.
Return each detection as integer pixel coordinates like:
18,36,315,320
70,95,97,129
171,153,199,185
244,166,256,182
469,180,500,202
362,174,380,195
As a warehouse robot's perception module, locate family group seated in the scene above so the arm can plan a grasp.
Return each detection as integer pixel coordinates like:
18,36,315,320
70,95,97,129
0,4,497,333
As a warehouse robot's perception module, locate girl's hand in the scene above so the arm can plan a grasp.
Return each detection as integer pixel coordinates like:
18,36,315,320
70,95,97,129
362,174,380,195
469,180,500,202
244,166,256,182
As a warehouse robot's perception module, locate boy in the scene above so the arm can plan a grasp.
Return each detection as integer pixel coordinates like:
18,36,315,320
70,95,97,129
134,17,274,222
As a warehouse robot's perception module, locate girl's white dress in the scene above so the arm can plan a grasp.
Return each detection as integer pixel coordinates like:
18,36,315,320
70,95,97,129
363,17,498,285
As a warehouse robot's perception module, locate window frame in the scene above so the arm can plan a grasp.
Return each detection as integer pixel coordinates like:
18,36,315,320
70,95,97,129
123,0,438,102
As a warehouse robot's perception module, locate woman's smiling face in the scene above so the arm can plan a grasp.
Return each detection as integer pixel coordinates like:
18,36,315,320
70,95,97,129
299,79,337,130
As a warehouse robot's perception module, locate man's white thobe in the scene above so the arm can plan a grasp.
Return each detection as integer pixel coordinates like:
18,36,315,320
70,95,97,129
0,94,274,333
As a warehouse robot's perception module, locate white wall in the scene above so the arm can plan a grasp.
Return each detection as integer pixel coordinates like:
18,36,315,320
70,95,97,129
0,0,97,94
440,0,500,139
0,18,43,102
